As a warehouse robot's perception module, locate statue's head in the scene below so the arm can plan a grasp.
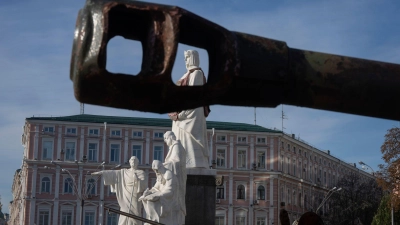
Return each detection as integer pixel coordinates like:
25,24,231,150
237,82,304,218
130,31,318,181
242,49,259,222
184,50,200,70
163,131,176,146
152,160,165,175
129,156,139,169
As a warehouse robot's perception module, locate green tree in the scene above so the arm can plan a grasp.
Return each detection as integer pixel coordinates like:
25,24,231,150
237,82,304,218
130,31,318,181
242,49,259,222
372,195,400,225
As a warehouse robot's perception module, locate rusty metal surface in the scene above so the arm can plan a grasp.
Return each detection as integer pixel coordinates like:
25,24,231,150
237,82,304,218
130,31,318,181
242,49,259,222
70,0,400,121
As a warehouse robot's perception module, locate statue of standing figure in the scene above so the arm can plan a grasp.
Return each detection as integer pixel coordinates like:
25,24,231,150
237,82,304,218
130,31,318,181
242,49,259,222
168,50,210,169
92,156,146,225
139,131,187,225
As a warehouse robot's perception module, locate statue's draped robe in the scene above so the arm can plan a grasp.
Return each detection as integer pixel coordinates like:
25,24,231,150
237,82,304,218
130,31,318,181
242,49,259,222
142,170,178,224
164,140,187,224
172,69,209,168
103,169,146,225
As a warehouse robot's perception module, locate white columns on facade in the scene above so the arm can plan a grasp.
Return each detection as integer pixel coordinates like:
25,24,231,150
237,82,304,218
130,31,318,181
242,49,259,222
249,173,254,225
80,128,85,161
269,177,275,224
76,166,83,225
53,166,60,225
229,137,233,169
29,165,37,225
102,124,106,161
57,127,62,159
145,131,150,165
270,137,274,171
124,130,129,162
99,164,105,225
228,172,233,225
34,126,39,159
250,137,254,169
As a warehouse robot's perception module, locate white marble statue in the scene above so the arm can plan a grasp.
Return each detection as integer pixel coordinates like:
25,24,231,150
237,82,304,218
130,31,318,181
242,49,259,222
163,131,187,224
139,160,179,225
92,156,146,225
168,50,210,169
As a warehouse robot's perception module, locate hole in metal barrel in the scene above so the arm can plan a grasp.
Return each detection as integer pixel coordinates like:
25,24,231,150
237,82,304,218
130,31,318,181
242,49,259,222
106,36,143,76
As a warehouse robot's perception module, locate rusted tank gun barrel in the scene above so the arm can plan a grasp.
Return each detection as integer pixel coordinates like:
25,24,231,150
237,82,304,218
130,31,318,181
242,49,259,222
70,0,400,121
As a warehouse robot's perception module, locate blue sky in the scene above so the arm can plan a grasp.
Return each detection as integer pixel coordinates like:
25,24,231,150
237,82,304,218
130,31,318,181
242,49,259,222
1,0,400,213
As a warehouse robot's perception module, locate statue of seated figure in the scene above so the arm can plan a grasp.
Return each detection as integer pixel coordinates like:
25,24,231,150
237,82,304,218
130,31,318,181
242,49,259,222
139,160,180,225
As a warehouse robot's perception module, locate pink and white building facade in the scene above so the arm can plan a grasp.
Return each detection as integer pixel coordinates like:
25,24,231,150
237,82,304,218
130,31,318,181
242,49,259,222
9,114,373,225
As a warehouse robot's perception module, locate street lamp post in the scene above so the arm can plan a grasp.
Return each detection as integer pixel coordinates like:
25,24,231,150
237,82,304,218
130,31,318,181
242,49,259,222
359,160,394,225
46,160,106,225
316,187,342,214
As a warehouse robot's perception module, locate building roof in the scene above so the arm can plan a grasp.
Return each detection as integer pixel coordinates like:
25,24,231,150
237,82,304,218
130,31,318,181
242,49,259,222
26,114,282,133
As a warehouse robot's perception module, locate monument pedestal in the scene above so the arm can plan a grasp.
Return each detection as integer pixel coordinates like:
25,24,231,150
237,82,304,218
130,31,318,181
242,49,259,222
185,169,217,225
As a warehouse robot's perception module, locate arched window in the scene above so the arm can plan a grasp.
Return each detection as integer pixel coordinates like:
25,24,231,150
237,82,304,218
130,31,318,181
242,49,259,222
304,194,308,210
257,186,265,200
64,178,73,194
237,185,245,199
298,193,302,207
41,177,50,193
86,178,96,195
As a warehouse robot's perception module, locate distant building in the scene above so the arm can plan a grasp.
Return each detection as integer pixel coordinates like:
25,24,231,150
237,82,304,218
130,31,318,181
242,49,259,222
10,114,373,225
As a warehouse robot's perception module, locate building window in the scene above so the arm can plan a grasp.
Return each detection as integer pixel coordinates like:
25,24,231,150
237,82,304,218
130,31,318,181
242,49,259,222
216,149,225,167
287,144,290,151
293,159,296,176
154,146,163,162
237,185,245,199
110,144,120,163
287,157,290,174
61,211,73,225
257,186,265,200
42,141,53,160
43,126,54,133
41,177,50,193
215,216,225,225
86,178,96,195
299,149,302,154
85,212,95,225
257,137,266,144
293,146,296,154
293,191,297,206
133,131,143,138
38,210,50,225
65,142,76,161
66,128,77,135
257,151,265,169
238,150,247,169
238,136,247,143
236,216,246,225
64,178,73,194
111,130,121,137
298,193,302,207
217,186,225,199
107,212,119,225
88,143,98,162
256,217,266,225
132,145,142,163
154,132,164,138
299,161,302,178
217,135,226,142
287,189,291,204
89,129,99,136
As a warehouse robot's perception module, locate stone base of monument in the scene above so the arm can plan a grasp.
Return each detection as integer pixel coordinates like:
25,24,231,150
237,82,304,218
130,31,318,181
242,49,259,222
185,168,217,225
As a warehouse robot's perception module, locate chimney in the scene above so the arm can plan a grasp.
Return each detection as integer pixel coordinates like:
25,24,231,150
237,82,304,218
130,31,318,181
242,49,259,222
292,134,295,139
